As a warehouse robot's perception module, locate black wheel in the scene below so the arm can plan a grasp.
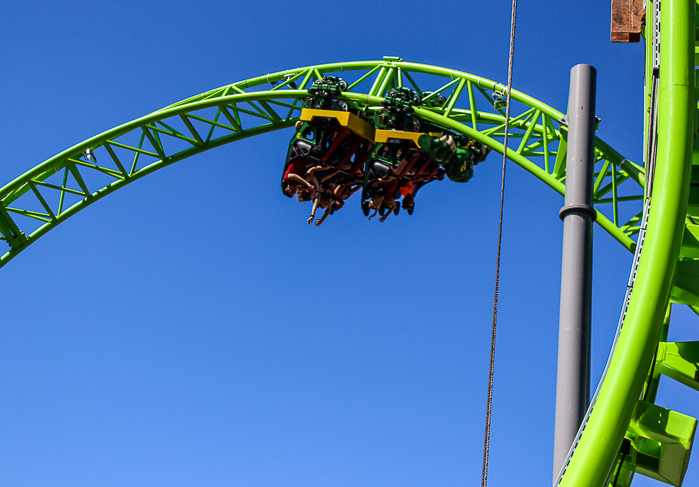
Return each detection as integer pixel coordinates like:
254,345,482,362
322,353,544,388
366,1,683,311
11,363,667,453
339,80,348,91
374,109,390,130
408,116,421,132
335,100,349,112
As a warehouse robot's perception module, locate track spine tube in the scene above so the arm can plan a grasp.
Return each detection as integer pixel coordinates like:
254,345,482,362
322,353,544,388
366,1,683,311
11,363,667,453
558,0,694,485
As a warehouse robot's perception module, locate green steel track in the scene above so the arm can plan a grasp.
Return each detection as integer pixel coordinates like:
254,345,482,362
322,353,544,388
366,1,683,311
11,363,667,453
1,5,697,483
558,1,699,486
0,59,645,270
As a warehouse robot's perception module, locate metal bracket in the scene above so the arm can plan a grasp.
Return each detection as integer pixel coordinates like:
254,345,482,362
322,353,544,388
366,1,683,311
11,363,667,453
559,204,598,221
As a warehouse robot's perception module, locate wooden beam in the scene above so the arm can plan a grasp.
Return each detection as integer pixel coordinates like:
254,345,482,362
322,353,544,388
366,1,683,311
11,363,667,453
611,0,645,43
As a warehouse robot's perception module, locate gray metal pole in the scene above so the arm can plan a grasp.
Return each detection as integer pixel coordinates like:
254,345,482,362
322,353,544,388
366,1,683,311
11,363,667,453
552,64,596,482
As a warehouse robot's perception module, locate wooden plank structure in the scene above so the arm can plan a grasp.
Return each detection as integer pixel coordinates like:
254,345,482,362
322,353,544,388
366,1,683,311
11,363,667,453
611,0,645,43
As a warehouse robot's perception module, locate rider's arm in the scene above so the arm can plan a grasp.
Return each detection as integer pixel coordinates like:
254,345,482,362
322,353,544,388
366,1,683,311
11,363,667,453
287,173,313,189
308,194,321,224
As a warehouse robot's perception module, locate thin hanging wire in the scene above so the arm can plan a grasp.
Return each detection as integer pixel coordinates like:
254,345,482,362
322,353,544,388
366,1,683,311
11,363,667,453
481,2,517,487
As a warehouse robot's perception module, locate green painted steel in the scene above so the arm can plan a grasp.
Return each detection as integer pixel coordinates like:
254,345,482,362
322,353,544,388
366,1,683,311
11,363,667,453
559,0,696,485
1,54,676,485
656,341,699,391
0,59,644,270
626,401,697,486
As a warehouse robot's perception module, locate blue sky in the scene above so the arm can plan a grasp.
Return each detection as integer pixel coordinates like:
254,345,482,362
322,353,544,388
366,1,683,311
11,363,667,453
1,1,697,486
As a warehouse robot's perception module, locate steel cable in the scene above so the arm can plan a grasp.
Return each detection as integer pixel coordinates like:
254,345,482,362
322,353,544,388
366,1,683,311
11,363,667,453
481,2,517,486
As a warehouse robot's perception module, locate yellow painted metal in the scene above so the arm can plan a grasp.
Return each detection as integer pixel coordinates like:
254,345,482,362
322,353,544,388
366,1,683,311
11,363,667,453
300,109,445,150
300,109,375,141
374,129,443,148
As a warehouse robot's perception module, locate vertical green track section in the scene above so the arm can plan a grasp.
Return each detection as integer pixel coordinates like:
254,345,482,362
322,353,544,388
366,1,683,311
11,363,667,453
559,0,696,485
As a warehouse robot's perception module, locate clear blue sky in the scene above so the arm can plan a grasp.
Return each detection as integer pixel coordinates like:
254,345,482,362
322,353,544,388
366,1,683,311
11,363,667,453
1,1,696,486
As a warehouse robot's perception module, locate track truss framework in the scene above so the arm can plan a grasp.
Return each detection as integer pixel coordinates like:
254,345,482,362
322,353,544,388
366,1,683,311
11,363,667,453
0,58,645,270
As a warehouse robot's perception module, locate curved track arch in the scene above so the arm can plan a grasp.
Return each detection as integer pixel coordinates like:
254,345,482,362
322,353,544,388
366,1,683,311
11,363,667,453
0,58,645,271
0,57,662,486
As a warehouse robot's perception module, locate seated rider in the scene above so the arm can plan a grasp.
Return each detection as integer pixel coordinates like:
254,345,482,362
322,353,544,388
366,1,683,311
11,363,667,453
308,193,333,225
367,179,398,223
401,180,435,215
282,118,351,200
307,165,362,226
362,145,416,219
282,122,317,198
398,180,416,214
291,120,362,182
335,181,362,202
281,157,315,199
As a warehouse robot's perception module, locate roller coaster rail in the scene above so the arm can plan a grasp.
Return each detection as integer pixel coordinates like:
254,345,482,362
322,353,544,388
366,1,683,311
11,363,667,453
0,59,645,271
3,1,699,483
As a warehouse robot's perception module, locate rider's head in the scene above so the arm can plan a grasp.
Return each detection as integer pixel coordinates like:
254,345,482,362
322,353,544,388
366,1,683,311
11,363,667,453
368,195,384,210
402,193,414,210
283,182,297,198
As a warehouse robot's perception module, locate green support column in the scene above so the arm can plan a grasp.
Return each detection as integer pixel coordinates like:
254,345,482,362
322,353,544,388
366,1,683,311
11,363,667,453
559,0,694,485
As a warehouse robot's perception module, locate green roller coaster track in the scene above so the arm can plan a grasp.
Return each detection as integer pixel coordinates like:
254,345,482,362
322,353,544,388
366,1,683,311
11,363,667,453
0,60,646,268
2,0,699,486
